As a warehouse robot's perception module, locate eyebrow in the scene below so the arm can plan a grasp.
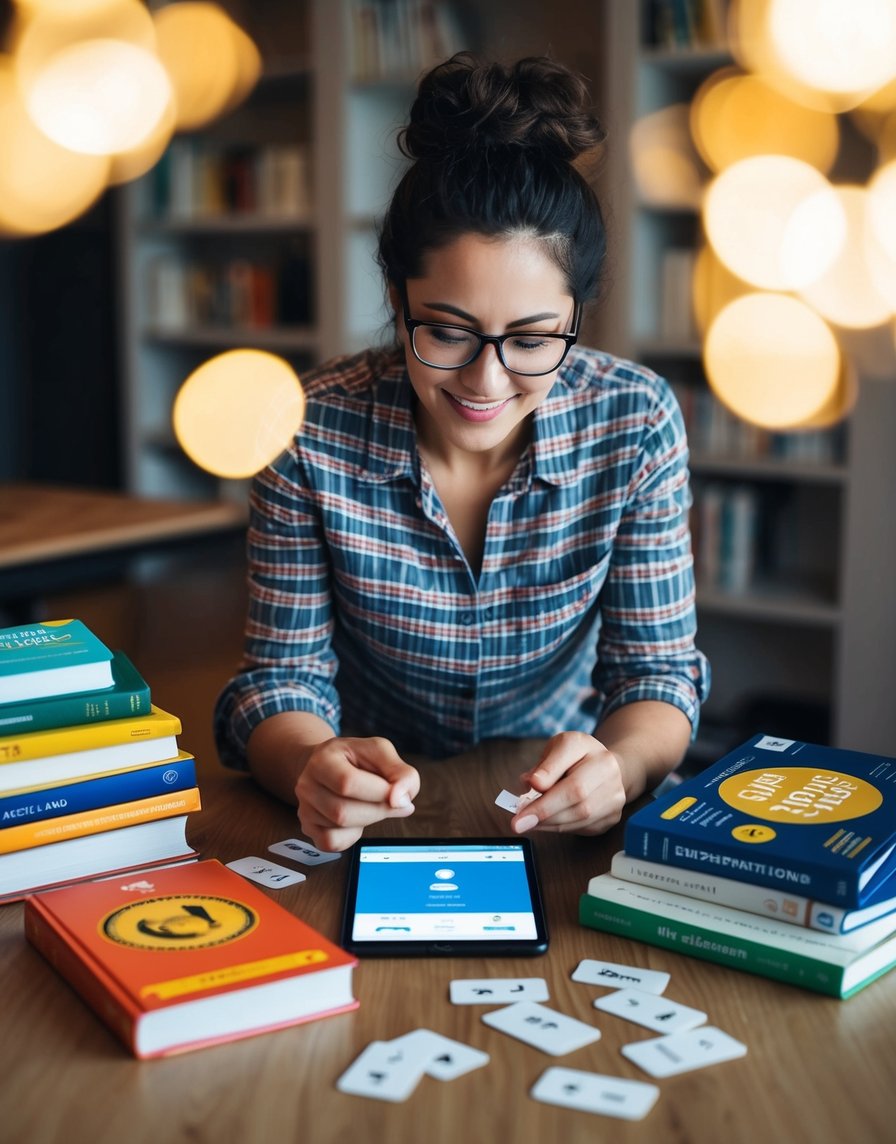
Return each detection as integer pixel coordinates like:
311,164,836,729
421,302,563,329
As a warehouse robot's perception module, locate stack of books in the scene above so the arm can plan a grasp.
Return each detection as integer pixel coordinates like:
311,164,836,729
580,733,896,999
0,619,200,903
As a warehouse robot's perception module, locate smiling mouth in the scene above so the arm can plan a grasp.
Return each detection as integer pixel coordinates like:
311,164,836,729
443,392,518,424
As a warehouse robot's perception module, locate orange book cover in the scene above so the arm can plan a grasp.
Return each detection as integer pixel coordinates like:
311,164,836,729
24,858,359,1058
0,786,202,854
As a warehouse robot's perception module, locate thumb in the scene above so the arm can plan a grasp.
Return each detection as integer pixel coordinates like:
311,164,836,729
351,737,420,807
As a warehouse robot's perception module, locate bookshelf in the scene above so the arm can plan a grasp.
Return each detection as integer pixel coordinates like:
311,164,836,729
600,0,896,758
117,0,467,503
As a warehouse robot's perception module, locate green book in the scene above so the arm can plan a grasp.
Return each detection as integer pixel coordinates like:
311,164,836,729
0,620,114,703
579,873,896,1000
0,651,150,735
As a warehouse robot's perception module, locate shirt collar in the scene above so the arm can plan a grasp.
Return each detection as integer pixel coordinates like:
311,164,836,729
360,350,586,488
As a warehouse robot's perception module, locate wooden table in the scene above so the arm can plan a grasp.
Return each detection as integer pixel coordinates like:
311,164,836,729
0,482,247,616
1,742,894,1143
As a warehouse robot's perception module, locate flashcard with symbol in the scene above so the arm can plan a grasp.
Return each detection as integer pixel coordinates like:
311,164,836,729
450,977,549,1005
336,1040,427,1101
593,988,706,1033
388,1029,489,1081
225,857,306,888
621,1026,747,1078
482,1001,601,1056
494,788,542,813
571,958,670,995
530,1067,660,1120
268,838,342,865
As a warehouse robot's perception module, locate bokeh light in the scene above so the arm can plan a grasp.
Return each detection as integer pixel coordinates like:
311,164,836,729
704,293,841,429
798,186,893,328
0,57,109,236
629,103,704,209
24,37,173,155
173,350,306,479
153,2,249,132
691,68,839,173
703,155,845,290
691,244,750,336
769,0,896,100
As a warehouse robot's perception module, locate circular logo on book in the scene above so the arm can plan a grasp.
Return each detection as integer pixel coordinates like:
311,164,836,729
719,767,883,826
102,894,258,951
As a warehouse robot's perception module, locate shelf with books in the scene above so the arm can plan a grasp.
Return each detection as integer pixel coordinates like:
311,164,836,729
596,1,896,754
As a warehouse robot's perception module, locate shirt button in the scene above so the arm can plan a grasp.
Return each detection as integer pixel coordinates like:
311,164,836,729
460,612,474,625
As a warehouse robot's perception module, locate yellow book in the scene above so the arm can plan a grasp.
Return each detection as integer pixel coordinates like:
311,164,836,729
0,707,182,795
0,787,201,854
0,705,181,762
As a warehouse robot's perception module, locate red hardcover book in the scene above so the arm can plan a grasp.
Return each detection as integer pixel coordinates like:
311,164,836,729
24,858,359,1058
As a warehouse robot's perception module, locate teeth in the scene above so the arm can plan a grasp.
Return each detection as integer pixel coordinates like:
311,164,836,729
451,394,508,411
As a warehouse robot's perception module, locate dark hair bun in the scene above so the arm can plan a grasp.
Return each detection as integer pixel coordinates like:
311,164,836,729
401,52,605,164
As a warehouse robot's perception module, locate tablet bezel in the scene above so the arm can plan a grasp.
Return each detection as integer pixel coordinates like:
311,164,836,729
339,836,550,957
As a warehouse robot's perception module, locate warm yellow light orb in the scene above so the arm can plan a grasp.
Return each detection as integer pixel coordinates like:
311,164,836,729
691,244,751,336
25,38,173,155
799,185,894,328
629,103,704,210
703,156,844,290
690,68,839,173
153,2,249,132
0,58,109,236
769,0,896,99
704,293,841,429
173,350,306,479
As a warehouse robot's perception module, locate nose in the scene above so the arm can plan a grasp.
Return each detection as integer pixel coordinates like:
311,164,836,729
459,339,509,396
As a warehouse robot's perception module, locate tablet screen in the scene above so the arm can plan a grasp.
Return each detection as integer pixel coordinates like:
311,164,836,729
340,837,549,957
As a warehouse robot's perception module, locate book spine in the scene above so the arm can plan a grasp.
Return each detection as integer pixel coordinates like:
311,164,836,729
0,684,151,735
578,892,845,998
0,709,180,763
0,756,197,827
610,852,850,933
0,736,181,794
24,903,139,1054
624,821,858,907
0,788,201,854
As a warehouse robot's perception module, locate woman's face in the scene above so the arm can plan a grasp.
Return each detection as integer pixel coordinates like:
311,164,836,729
395,233,575,464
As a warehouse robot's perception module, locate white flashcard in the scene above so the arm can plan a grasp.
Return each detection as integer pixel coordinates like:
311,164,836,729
268,838,342,865
530,1067,660,1120
494,788,542,814
336,1040,427,1102
225,856,306,888
450,977,549,1005
482,1001,601,1056
388,1028,489,1081
593,988,706,1034
621,1026,748,1078
571,958,670,995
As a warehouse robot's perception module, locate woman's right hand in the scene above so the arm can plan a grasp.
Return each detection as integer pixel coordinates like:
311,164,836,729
295,736,420,851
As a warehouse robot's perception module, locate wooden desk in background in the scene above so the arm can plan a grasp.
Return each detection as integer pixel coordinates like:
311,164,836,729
0,482,247,617
0,742,893,1144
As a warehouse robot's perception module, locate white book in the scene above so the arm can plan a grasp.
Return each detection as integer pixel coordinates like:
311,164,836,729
611,851,896,936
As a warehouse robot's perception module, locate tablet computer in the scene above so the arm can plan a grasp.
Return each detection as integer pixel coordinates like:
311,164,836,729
339,836,549,957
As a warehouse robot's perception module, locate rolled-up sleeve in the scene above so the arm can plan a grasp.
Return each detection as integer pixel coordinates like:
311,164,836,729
213,452,342,770
592,385,710,732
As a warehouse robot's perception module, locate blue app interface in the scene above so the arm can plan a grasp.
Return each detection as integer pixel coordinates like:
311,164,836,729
352,843,538,941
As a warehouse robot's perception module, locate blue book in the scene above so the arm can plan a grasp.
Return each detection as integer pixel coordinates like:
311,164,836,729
624,733,896,909
0,754,196,828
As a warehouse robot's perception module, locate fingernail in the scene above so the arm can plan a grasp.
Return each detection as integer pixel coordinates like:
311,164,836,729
393,791,412,808
513,813,539,833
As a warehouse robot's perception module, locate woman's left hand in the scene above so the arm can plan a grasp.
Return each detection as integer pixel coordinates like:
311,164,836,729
510,731,627,836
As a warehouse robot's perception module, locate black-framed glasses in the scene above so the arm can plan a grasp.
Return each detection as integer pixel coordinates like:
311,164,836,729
401,291,581,377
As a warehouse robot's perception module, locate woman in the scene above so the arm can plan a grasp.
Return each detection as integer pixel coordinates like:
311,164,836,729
214,53,710,850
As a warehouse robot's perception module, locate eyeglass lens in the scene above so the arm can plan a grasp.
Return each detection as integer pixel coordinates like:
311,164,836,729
411,324,569,374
